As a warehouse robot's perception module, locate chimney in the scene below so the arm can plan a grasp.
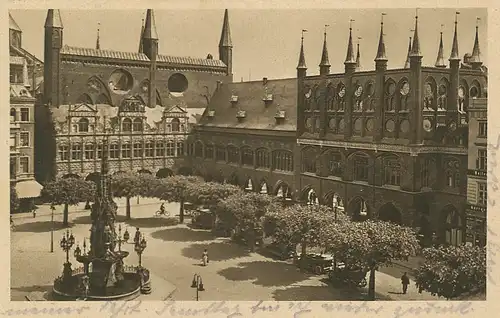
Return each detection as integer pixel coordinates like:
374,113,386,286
263,77,268,85
216,80,222,90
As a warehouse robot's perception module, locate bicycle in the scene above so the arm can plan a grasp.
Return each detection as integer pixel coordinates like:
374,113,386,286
154,209,169,217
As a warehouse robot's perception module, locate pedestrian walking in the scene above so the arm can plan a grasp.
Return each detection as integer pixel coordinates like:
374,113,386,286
201,249,209,266
134,227,141,245
401,272,410,294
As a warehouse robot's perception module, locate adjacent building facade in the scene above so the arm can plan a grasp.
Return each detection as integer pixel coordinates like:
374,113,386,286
189,14,487,246
465,97,487,246
35,9,232,183
9,13,44,209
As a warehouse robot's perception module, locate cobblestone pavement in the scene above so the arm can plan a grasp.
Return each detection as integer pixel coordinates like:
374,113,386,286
11,198,441,301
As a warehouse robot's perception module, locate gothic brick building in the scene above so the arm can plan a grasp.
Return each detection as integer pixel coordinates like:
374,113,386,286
296,15,487,245
35,9,233,183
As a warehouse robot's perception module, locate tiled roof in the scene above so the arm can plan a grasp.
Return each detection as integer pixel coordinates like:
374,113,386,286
197,78,297,131
157,54,226,68
10,56,25,65
61,45,226,68
10,84,32,98
61,45,150,61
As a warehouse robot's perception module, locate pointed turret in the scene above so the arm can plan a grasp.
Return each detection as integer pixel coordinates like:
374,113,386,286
297,31,307,74
96,23,101,50
218,9,233,77
138,18,145,53
470,20,483,69
44,9,63,28
355,41,361,71
404,37,412,68
435,31,446,68
409,15,421,57
344,23,356,65
319,27,330,76
374,16,387,62
9,13,22,32
143,9,158,40
449,13,460,61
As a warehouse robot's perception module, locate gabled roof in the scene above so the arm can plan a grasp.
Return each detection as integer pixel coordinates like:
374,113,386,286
70,103,97,113
9,13,22,32
197,78,297,131
157,54,226,68
10,84,32,98
10,45,43,65
164,105,188,114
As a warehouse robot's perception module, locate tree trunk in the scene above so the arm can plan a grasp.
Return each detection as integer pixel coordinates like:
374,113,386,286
368,264,376,300
126,197,131,220
63,204,69,226
300,241,307,270
248,231,256,252
179,198,184,223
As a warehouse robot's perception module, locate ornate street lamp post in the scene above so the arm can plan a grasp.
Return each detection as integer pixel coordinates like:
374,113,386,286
115,224,130,252
134,234,147,268
60,230,75,281
190,274,205,301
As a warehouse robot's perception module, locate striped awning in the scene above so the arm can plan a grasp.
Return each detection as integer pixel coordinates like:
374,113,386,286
15,180,43,199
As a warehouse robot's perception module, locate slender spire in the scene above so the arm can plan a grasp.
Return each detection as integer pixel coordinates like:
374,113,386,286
44,9,63,28
345,19,356,64
355,37,361,70
143,9,158,40
9,13,22,32
470,17,482,66
219,9,232,47
319,25,330,67
435,26,446,67
409,10,421,57
138,18,145,53
96,22,101,50
375,13,387,61
297,30,307,70
449,11,460,61
404,34,412,68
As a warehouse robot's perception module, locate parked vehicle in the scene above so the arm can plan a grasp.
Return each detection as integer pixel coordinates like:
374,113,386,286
191,208,214,229
293,252,335,275
231,226,264,247
263,242,296,260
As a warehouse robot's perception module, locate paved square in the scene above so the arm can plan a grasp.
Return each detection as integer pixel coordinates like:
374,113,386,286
11,198,439,301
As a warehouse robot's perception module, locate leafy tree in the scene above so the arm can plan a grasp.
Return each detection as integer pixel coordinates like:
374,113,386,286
41,178,96,226
10,186,19,214
111,172,158,220
414,245,486,299
154,175,202,223
216,192,280,250
186,182,242,209
265,203,342,269
321,220,420,300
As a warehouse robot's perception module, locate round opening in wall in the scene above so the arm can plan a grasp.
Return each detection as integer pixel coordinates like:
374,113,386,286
168,73,188,93
108,69,134,95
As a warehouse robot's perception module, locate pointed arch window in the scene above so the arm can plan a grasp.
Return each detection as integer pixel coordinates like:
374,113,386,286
353,84,364,112
215,145,226,162
301,147,317,173
122,118,132,132
272,150,293,172
195,141,203,158
424,79,436,111
352,153,369,182
227,146,240,164
399,80,410,111
421,158,436,188
331,193,344,212
255,148,270,169
383,156,401,186
385,80,396,111
326,84,335,111
458,81,469,113
445,158,461,188
205,144,214,159
241,147,253,166
327,151,342,177
132,118,143,132
78,118,89,132
336,83,346,111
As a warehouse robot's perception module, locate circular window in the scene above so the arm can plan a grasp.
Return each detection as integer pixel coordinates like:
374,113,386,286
329,118,336,129
338,119,345,132
423,119,433,132
365,118,374,132
438,84,447,95
470,86,479,98
400,119,410,133
108,69,134,94
168,73,189,93
366,82,374,96
354,118,362,133
385,119,395,132
386,82,396,95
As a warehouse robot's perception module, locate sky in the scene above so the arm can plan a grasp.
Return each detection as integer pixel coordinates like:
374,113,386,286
10,8,487,81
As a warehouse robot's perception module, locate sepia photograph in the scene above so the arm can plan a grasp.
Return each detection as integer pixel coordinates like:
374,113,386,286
9,8,487,303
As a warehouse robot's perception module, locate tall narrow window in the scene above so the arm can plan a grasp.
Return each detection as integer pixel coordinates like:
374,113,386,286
353,154,369,182
445,159,460,188
205,144,214,159
177,142,184,156
216,145,226,162
58,145,69,161
20,132,29,147
78,118,89,132
476,149,487,171
171,118,180,132
195,141,203,158
478,183,487,206
71,144,82,160
133,118,143,132
166,141,175,157
109,144,119,159
328,151,342,177
256,149,270,169
19,157,29,173
241,147,253,166
478,122,487,137
155,142,165,157
122,118,132,132
273,150,293,172
97,144,103,159
227,146,239,164
383,157,401,186
145,142,154,157
133,142,143,157
20,108,29,122
84,144,95,160
301,148,316,173
121,143,131,158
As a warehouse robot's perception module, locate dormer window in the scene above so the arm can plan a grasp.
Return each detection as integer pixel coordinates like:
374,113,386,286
230,95,238,104
78,118,89,133
236,110,246,122
171,118,180,132
132,118,143,132
207,110,215,117
275,110,286,125
263,94,273,102
122,118,132,132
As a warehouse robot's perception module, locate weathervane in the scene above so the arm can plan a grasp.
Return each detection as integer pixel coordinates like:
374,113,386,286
301,29,308,40
349,19,355,30
381,12,387,24
455,11,460,23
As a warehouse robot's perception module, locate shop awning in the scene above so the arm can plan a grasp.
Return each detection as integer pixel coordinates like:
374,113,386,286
15,180,43,199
